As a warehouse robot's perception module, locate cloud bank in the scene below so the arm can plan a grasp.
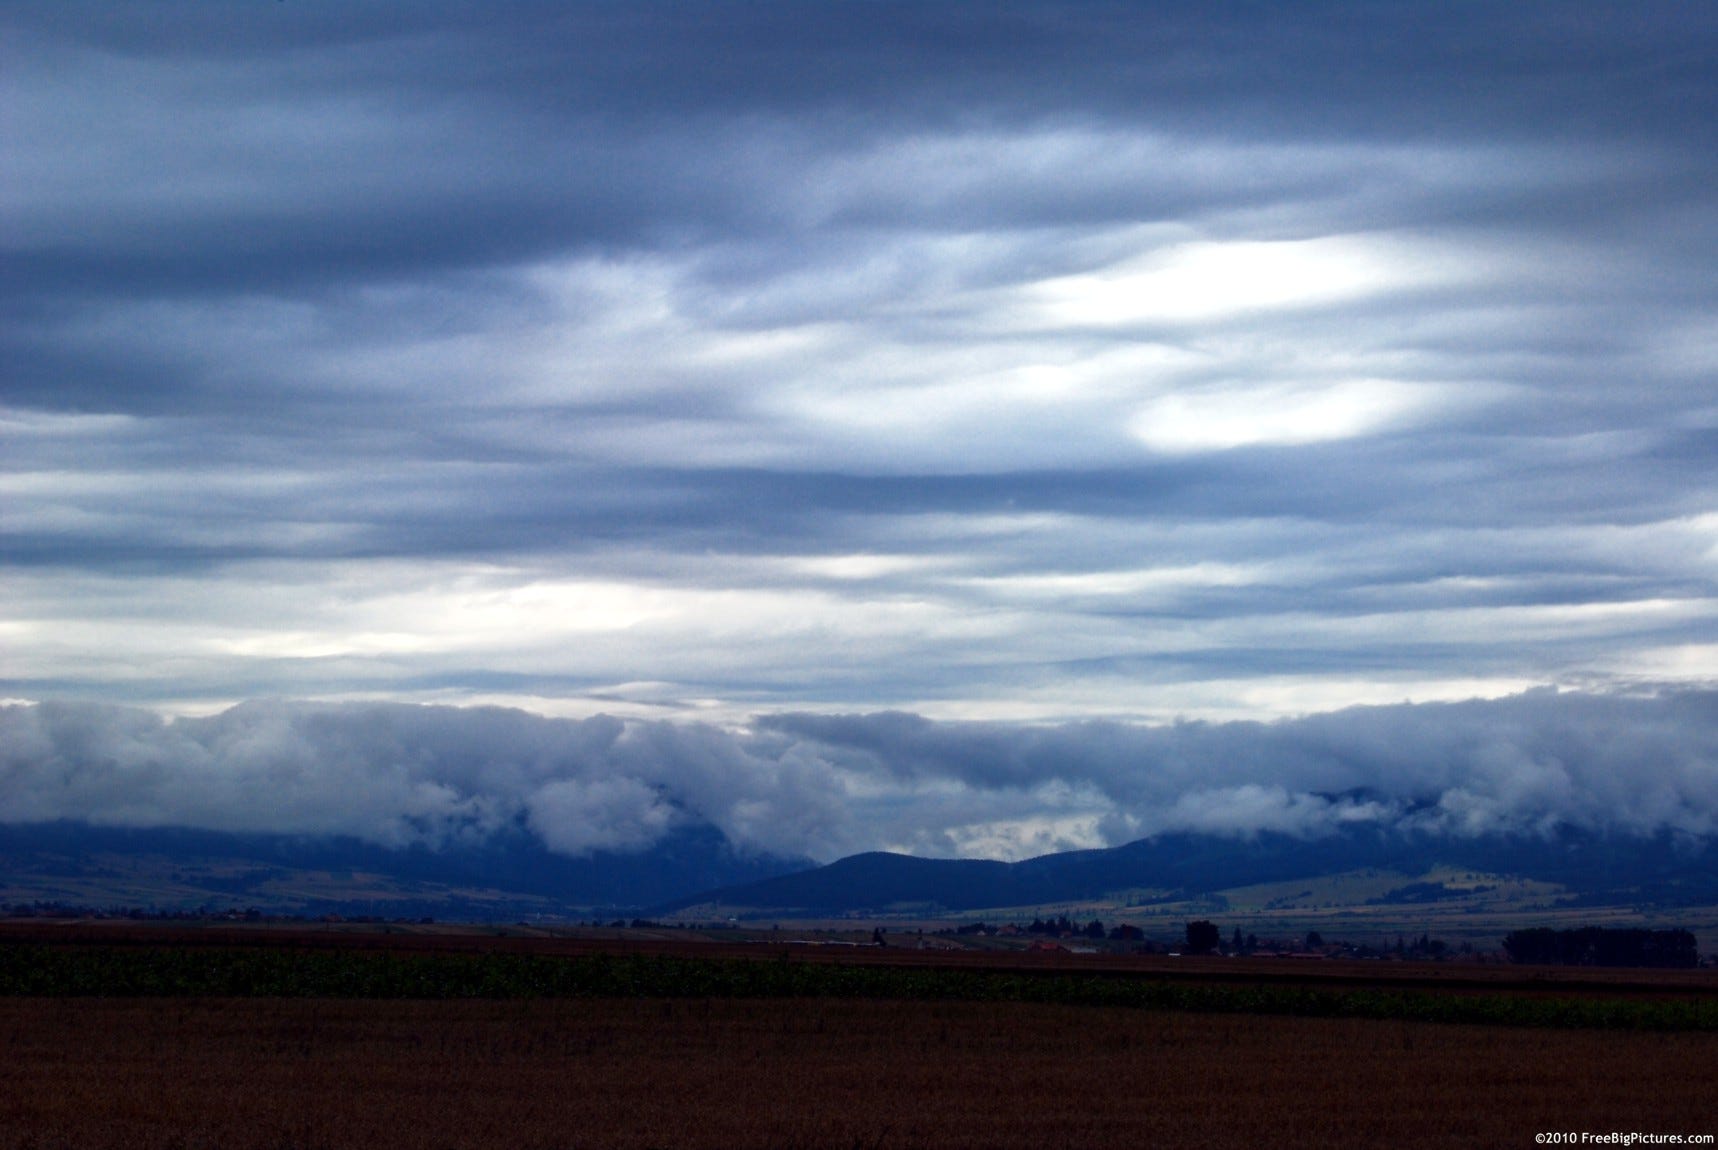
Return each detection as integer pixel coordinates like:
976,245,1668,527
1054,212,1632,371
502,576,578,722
5,692,1715,863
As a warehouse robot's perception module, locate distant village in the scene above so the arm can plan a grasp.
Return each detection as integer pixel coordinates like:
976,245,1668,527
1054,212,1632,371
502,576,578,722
12,900,1706,968
949,916,1465,960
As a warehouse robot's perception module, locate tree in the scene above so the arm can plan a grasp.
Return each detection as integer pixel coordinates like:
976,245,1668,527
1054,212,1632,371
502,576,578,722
1503,926,1698,968
1185,920,1221,955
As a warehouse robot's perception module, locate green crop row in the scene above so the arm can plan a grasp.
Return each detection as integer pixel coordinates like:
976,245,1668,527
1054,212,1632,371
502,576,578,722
1,944,1712,1030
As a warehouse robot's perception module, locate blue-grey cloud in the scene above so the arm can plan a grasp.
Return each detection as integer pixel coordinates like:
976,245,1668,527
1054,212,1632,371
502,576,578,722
3,2,1716,736
4,692,1716,862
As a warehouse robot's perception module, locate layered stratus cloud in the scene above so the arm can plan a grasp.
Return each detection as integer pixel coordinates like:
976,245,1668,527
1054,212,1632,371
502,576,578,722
3,693,1717,863
4,4,1718,854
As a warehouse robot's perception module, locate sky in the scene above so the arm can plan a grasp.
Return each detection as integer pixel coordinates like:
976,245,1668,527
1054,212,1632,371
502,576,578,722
4,3,1718,861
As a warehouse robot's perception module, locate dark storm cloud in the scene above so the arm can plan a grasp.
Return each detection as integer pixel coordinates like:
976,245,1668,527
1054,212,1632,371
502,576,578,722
4,692,1716,861
10,2,1715,300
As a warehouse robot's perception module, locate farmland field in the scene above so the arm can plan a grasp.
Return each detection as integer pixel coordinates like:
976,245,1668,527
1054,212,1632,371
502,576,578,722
1,924,1714,1148
3,996,1715,1149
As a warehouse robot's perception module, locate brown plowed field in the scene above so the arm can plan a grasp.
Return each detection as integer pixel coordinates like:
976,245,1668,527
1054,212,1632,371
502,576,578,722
2,995,1714,1149
2,923,1714,1149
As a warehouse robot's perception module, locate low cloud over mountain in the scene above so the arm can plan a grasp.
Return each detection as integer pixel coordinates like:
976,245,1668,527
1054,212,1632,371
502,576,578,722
5,690,1715,864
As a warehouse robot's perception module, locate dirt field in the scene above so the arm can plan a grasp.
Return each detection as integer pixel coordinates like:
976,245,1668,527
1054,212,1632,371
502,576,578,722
1,995,1714,1150
1,924,1713,1148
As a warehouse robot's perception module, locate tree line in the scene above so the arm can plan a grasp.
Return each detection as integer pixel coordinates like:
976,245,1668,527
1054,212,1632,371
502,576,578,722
1501,927,1698,968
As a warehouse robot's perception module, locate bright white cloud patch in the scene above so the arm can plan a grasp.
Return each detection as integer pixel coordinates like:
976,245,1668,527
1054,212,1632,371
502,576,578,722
1129,378,1442,452
1026,236,1454,327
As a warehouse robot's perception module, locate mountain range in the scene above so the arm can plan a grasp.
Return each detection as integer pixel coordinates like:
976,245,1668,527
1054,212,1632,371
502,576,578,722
0,820,806,919
661,826,1718,916
4,818,1715,921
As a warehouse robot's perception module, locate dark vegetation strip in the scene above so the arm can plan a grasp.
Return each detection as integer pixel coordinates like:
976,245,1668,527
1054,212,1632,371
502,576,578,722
1,944,1713,1030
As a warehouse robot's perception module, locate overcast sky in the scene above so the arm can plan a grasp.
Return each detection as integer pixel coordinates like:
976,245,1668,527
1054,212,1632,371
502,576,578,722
4,4,1717,858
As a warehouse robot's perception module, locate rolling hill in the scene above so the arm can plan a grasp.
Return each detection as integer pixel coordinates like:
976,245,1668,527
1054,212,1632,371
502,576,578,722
662,826,1718,917
7,818,1716,924
0,820,809,919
